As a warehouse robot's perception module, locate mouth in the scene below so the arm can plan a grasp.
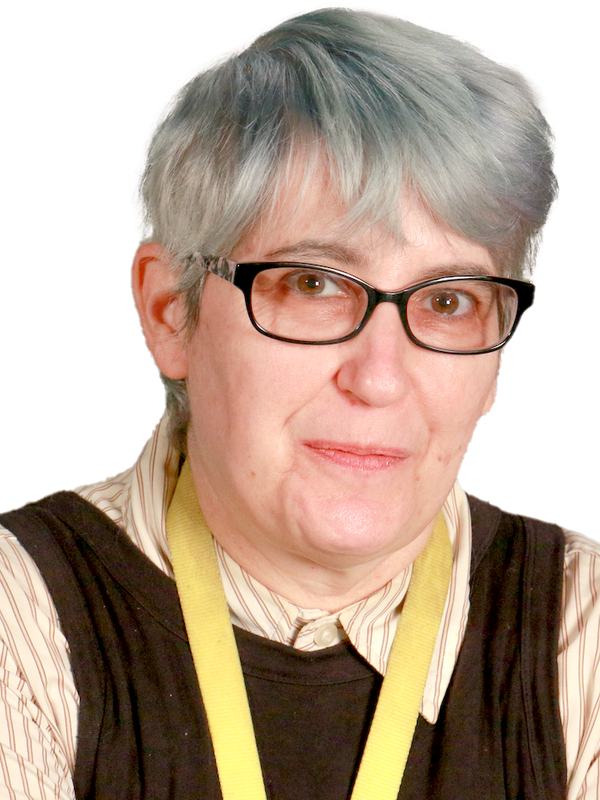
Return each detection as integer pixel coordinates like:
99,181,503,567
303,440,410,472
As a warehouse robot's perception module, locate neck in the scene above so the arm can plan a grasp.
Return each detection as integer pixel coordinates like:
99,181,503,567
211,520,435,613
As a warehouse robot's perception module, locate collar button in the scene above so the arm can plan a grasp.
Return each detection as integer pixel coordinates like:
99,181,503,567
313,622,339,647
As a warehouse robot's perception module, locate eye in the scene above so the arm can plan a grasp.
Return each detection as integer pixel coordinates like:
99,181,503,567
426,289,474,316
287,270,346,297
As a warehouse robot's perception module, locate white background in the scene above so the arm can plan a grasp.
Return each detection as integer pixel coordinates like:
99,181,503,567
1,0,597,538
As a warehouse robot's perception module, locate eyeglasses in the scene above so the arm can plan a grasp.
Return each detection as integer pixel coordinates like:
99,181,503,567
196,255,535,355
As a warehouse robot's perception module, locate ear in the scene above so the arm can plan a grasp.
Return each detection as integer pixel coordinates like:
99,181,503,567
132,242,190,380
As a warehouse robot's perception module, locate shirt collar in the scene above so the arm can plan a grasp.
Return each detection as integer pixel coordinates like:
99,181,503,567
77,414,472,723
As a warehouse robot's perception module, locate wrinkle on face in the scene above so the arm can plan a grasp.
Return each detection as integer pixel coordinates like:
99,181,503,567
181,169,499,606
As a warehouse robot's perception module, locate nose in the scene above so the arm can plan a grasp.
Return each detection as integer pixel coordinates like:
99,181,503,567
335,302,414,407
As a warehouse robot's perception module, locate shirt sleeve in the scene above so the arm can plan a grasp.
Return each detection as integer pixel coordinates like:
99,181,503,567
0,524,77,800
560,531,600,800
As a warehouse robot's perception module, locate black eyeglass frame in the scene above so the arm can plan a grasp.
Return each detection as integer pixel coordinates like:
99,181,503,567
197,255,535,355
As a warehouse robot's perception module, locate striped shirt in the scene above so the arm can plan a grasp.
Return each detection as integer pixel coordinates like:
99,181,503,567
0,416,599,798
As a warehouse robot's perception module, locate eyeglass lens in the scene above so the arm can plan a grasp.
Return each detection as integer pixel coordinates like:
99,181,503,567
249,266,518,351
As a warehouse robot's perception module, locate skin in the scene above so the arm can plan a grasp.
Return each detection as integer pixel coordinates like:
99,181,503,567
134,182,499,612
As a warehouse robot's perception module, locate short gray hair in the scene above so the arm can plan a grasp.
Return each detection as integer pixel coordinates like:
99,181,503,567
140,8,557,453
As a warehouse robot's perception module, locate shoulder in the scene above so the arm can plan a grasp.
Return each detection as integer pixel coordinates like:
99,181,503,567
0,521,78,789
560,529,600,634
468,493,600,598
0,519,69,644
563,528,600,561
555,530,600,797
0,518,78,699
467,494,565,583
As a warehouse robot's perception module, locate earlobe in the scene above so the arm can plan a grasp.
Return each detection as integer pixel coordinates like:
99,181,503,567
132,243,190,380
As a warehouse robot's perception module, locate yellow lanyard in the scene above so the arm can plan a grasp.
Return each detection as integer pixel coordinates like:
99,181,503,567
166,460,452,800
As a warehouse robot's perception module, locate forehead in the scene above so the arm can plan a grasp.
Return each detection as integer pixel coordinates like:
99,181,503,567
232,169,496,285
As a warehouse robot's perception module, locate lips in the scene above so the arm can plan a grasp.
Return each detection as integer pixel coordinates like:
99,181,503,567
303,440,410,472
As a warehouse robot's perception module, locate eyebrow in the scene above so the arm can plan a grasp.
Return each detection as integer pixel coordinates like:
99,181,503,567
421,263,496,280
263,240,495,281
263,240,370,270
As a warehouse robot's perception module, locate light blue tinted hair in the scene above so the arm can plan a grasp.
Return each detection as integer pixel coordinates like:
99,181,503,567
140,8,557,450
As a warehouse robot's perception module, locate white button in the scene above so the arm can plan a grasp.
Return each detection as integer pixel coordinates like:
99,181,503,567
313,623,339,647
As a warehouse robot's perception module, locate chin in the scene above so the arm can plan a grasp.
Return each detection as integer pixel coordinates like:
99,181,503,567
296,497,410,562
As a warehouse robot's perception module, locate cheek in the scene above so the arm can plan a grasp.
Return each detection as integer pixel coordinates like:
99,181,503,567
418,355,498,457
185,310,340,459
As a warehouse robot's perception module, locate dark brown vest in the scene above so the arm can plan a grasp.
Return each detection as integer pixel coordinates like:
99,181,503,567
0,493,566,799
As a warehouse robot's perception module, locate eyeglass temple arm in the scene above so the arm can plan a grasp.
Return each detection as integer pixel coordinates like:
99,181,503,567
194,254,238,283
